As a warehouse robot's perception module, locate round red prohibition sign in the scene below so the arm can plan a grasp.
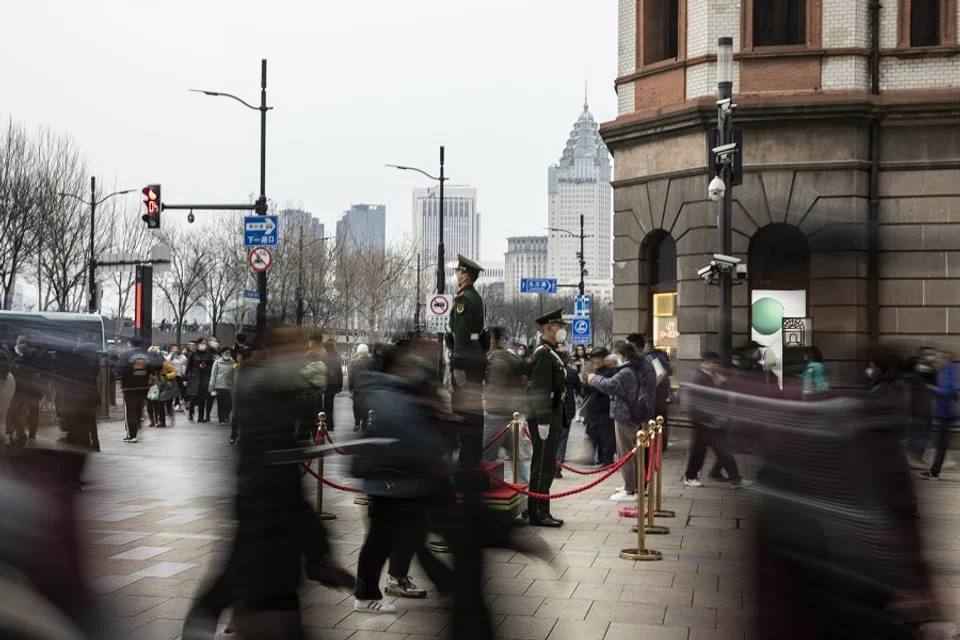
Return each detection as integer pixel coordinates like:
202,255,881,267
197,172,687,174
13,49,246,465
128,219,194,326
248,246,273,272
429,295,450,315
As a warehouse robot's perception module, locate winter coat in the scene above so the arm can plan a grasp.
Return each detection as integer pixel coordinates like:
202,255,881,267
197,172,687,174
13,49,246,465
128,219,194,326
185,349,216,396
11,348,52,397
118,348,162,393
802,361,830,398
323,349,344,393
932,361,958,420
583,366,614,421
357,372,452,499
298,355,329,392
150,360,178,387
347,356,372,393
209,356,236,391
646,349,674,405
483,349,527,416
564,365,582,423
590,359,647,425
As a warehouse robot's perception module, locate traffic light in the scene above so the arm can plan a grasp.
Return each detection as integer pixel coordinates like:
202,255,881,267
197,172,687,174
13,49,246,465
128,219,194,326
141,184,161,228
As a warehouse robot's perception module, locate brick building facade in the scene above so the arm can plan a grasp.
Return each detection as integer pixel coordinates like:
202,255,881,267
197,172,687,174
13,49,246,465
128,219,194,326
601,0,960,383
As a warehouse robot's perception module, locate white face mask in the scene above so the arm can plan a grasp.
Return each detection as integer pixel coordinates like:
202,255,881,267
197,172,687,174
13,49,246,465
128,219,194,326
199,345,207,351
555,329,568,344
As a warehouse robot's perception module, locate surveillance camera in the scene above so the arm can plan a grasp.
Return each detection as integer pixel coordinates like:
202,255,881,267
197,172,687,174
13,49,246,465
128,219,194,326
713,253,741,266
716,98,731,108
697,265,715,281
735,263,748,280
712,142,738,158
187,212,195,224
708,176,726,202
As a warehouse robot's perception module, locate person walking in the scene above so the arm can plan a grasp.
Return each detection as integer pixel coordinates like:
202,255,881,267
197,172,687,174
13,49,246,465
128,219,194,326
298,337,328,443
683,351,750,488
321,340,343,431
166,344,186,414
185,339,215,422
526,308,568,528
482,327,530,484
587,341,651,503
920,349,958,480
905,347,937,467
117,338,161,443
643,338,673,450
9,333,52,447
347,344,373,431
209,346,236,426
146,346,177,428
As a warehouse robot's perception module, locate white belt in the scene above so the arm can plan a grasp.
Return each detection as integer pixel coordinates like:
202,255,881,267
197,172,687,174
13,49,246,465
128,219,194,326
470,333,480,340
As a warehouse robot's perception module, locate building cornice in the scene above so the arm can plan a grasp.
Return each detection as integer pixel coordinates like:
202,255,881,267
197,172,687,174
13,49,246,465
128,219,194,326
600,91,960,149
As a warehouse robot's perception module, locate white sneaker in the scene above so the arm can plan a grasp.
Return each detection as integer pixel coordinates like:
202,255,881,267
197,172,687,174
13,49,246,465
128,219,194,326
354,599,397,614
609,489,638,502
730,479,753,489
125,437,138,444
682,477,703,488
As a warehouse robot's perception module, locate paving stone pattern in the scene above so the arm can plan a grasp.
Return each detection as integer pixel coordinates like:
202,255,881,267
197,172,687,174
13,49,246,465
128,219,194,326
66,397,960,639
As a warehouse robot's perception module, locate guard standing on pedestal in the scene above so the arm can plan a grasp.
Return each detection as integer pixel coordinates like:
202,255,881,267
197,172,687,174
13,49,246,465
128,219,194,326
446,255,487,485
526,308,568,528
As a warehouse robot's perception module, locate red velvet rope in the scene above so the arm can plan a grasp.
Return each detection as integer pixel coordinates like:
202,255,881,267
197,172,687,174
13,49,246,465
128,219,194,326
301,461,363,493
483,423,512,450
556,459,622,475
645,435,655,485
482,448,636,500
655,428,663,472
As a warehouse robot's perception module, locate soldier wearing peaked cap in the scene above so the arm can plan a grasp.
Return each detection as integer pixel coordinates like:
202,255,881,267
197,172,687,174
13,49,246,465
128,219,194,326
447,255,488,495
526,308,568,527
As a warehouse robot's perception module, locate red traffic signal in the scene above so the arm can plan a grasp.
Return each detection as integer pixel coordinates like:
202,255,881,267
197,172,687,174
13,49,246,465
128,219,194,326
141,184,161,229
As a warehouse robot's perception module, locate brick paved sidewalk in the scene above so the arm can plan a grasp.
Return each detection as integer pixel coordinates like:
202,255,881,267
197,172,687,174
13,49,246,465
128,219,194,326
66,398,960,639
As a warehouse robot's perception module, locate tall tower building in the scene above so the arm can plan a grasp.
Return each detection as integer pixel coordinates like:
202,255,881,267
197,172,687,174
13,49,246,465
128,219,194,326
412,186,480,267
547,94,613,289
504,236,548,302
336,204,386,253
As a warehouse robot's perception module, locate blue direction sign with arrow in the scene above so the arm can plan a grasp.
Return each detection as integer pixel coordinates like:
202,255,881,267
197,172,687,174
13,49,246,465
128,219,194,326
571,317,591,345
520,278,557,295
244,215,279,247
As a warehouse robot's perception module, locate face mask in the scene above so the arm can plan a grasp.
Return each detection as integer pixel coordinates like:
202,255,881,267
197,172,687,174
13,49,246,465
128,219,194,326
927,355,936,362
555,329,568,344
209,341,219,349
199,345,207,351
517,349,525,357
865,367,874,379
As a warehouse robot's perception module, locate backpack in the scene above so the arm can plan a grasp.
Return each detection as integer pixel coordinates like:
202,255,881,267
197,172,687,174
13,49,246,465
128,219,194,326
627,363,650,424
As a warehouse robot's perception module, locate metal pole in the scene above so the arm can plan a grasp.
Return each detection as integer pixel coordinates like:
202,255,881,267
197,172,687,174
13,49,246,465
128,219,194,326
415,254,422,337
296,221,304,326
717,79,733,368
579,214,585,297
437,146,445,384
512,412,521,484
88,176,97,314
256,59,269,344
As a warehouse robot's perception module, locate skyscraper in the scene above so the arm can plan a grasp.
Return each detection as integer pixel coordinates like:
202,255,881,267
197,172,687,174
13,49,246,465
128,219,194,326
504,235,548,301
412,186,480,267
547,96,612,288
280,208,325,243
336,204,386,253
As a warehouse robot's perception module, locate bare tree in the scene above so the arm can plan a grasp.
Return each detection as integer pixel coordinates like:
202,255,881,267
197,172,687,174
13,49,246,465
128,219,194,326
0,119,43,309
200,213,248,332
154,228,206,345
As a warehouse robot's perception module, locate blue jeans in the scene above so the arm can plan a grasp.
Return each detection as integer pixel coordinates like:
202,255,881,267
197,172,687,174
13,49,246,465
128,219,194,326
929,417,952,475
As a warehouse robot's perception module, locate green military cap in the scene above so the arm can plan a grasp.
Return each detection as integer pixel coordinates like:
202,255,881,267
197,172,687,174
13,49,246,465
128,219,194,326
535,308,565,326
455,255,483,277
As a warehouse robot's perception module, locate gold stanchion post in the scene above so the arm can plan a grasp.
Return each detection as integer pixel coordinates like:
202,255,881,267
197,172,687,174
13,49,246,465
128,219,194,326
511,412,521,484
654,415,676,518
620,426,662,561
633,420,668,535
314,412,337,520
354,409,373,506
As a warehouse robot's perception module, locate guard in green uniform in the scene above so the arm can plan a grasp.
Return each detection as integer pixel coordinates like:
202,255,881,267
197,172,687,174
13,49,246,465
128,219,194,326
447,255,487,489
526,308,568,528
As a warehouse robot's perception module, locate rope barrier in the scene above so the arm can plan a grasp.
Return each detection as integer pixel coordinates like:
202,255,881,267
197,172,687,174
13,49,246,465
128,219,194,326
483,423,512,450
654,424,663,472
645,434,655,485
323,431,351,456
482,448,636,500
301,461,364,493
556,459,622,475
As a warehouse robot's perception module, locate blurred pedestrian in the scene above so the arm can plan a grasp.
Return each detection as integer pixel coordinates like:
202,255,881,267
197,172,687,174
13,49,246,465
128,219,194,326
582,348,615,465
298,336,328,443
905,346,937,466
554,352,582,478
9,333,52,447
57,342,101,451
801,346,830,401
920,349,958,480
209,346,236,426
643,337,673,450
321,339,343,431
571,344,588,422
348,343,373,431
117,337,161,443
482,327,529,484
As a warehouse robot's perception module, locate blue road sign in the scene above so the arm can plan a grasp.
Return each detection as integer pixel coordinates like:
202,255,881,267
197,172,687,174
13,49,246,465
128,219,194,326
571,317,591,345
243,290,261,301
574,294,591,317
243,215,279,247
520,278,558,295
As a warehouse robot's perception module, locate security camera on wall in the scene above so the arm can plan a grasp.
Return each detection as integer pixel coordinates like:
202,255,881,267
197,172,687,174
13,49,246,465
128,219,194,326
708,176,726,202
712,253,741,266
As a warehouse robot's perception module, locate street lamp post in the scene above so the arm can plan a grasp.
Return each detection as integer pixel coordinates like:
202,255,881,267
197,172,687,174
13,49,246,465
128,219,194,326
548,213,589,296
59,176,135,313
190,59,273,343
716,37,734,367
387,147,449,381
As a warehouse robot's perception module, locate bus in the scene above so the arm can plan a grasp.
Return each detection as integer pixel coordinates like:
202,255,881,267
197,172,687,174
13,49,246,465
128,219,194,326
0,311,107,354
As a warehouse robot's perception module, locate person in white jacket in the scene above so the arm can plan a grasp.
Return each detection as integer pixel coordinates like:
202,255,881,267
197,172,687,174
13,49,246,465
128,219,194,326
208,347,236,426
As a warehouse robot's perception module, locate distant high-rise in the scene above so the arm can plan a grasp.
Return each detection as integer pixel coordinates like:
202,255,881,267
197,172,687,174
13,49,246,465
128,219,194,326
504,235,548,302
413,186,480,267
336,204,386,253
547,96,612,287
281,208,325,243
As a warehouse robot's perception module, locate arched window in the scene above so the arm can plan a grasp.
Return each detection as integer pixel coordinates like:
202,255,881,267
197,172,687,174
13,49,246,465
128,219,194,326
644,231,678,358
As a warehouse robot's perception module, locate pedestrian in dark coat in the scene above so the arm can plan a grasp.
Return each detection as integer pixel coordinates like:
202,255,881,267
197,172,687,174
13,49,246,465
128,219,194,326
185,339,216,422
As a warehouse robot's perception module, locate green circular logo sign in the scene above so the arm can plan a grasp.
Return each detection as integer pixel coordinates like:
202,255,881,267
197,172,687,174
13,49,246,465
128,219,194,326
752,297,784,336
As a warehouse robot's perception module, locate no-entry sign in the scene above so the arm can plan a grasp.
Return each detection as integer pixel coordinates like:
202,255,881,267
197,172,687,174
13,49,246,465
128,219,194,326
248,246,273,272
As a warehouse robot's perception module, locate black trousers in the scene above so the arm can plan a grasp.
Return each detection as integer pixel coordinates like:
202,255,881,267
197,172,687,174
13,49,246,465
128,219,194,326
123,392,147,439
147,400,166,427
527,417,562,520
215,389,233,423
655,401,670,451
387,498,455,593
356,498,426,601
10,392,41,440
321,390,338,430
586,415,616,464
686,425,741,482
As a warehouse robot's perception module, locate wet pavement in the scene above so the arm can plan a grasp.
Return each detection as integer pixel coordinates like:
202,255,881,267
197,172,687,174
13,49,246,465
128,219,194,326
46,396,960,638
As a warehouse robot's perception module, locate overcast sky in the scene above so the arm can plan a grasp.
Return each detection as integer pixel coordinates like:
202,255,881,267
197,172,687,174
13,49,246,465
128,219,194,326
3,1,617,265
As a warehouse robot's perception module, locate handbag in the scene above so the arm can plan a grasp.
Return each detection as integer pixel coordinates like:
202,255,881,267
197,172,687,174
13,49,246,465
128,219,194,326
147,385,160,401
